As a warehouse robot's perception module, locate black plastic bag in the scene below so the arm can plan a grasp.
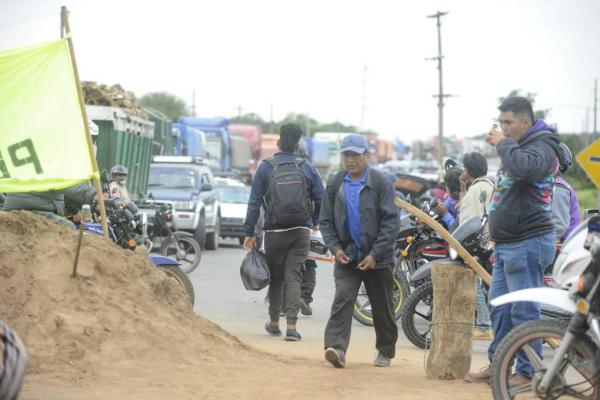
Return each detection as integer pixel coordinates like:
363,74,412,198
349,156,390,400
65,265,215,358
240,247,270,290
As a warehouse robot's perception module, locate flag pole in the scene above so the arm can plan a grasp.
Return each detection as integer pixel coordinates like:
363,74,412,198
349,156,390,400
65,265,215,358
61,6,109,239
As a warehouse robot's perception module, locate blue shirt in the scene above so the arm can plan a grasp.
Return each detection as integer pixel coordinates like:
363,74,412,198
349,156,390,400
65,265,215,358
344,166,369,262
442,196,458,228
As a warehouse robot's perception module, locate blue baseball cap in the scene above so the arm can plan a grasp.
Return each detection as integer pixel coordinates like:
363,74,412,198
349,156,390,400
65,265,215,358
340,134,368,154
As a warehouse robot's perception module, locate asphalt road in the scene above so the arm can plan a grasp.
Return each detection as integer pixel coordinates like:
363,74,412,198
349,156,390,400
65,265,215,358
186,238,490,365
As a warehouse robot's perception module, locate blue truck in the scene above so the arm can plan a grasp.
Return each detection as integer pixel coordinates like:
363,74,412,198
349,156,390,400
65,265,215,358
178,117,231,172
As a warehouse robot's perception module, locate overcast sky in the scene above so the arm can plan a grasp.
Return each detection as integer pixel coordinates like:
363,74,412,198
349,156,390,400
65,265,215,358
1,0,599,142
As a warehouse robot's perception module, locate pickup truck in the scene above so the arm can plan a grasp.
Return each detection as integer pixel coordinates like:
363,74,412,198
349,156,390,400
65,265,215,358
147,156,221,250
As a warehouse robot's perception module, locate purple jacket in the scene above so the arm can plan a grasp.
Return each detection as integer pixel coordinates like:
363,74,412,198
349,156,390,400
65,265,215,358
555,176,581,241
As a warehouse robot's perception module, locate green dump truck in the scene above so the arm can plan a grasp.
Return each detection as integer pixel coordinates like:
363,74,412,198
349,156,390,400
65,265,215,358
86,105,154,200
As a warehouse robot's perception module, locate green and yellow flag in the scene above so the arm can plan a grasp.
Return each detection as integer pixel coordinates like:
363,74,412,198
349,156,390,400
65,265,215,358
0,39,96,192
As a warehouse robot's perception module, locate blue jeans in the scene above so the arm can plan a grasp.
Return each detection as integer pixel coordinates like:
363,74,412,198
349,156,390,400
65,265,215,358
475,278,491,330
487,232,555,377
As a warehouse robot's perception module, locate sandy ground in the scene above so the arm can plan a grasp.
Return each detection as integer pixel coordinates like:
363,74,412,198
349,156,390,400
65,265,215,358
1,211,493,399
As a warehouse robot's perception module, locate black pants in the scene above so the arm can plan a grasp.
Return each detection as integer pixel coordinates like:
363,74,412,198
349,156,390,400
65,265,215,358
324,264,398,358
301,259,317,304
264,229,309,325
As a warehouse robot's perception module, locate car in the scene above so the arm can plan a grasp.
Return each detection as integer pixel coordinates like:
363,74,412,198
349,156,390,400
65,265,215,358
147,156,221,250
214,177,250,246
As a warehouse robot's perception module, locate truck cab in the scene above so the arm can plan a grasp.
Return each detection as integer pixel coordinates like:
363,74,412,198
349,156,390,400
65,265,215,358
147,156,221,250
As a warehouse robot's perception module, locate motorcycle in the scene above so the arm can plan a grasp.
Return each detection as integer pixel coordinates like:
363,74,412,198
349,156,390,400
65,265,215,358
140,198,202,274
82,198,195,305
400,210,493,349
396,197,449,288
490,216,600,400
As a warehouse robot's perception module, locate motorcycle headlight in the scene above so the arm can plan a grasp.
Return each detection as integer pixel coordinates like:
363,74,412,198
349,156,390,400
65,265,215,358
449,247,458,260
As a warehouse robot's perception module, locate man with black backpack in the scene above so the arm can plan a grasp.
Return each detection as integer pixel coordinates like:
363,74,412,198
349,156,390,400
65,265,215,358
243,123,323,342
320,134,400,368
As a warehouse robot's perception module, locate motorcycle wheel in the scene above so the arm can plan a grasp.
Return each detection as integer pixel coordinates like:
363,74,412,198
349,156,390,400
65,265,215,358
352,272,410,326
400,281,433,349
159,235,202,274
155,265,195,306
491,319,599,400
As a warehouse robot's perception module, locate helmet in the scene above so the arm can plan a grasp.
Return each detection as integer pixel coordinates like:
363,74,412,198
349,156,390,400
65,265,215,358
110,165,128,178
558,143,572,173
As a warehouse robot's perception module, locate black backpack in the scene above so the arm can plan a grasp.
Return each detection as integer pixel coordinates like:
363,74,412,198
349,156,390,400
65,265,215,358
265,157,311,229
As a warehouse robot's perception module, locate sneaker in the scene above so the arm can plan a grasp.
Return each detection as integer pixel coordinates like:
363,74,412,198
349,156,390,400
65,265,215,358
300,299,313,316
472,328,493,341
264,322,282,336
464,365,491,384
373,351,391,367
324,347,346,368
284,329,301,341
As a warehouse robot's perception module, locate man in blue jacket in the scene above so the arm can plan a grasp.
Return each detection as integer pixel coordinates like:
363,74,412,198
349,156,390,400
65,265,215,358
320,134,400,368
465,97,560,385
243,123,323,342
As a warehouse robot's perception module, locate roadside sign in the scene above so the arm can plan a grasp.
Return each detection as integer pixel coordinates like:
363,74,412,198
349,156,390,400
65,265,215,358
576,138,600,189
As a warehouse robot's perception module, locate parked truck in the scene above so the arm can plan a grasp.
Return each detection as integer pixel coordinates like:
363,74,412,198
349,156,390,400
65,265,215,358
86,105,154,200
312,132,352,176
228,124,261,176
178,117,231,172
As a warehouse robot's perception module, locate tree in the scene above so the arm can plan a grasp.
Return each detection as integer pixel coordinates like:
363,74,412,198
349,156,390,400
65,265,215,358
140,92,189,122
498,89,550,120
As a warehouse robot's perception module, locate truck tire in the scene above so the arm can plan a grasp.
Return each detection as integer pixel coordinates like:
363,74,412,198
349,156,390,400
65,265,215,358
156,265,195,306
205,217,220,250
194,216,207,249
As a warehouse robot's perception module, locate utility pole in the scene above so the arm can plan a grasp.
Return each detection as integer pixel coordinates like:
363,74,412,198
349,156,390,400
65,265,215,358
235,105,244,118
269,102,274,133
427,11,452,166
360,62,367,130
191,89,196,116
594,78,598,138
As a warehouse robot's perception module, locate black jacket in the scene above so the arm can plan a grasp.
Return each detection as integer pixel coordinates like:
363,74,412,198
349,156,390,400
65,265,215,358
320,168,399,268
489,129,560,243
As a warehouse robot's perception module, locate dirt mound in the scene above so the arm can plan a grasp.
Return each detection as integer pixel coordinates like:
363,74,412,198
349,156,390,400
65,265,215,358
1,211,493,399
0,211,249,381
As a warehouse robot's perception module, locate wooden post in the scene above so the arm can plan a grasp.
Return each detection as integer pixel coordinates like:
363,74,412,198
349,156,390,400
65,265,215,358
61,6,109,239
394,197,491,286
426,260,476,380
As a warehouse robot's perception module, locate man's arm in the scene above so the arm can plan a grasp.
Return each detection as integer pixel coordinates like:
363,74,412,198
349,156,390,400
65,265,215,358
307,164,324,227
369,177,400,261
319,177,343,255
243,163,269,237
496,139,556,183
